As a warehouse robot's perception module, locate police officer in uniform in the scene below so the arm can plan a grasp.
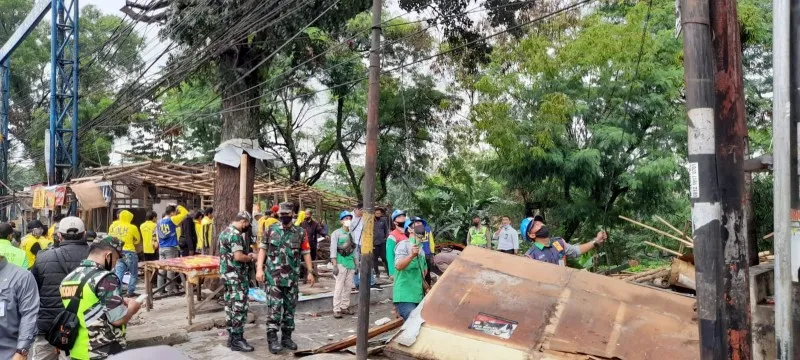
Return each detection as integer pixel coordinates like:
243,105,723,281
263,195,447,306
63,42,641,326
256,202,315,354
218,211,257,352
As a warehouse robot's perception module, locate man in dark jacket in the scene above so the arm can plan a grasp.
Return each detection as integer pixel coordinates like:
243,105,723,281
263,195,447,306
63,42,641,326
179,212,200,257
372,207,391,277
300,209,327,281
31,216,89,360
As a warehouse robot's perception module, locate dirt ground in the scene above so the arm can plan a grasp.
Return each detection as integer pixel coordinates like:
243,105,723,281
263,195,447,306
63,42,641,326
173,301,396,359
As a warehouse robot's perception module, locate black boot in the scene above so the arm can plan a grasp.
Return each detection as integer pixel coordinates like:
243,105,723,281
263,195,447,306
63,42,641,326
230,334,254,352
281,330,298,350
267,330,282,354
226,334,232,348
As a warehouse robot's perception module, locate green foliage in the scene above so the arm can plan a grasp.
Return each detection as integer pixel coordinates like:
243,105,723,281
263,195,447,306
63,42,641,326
1,1,145,183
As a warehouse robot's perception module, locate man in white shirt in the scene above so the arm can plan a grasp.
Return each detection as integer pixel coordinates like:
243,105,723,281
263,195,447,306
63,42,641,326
350,203,377,289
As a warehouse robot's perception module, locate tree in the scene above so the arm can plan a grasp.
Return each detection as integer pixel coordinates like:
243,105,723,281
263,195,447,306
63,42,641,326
453,0,689,264
125,0,372,248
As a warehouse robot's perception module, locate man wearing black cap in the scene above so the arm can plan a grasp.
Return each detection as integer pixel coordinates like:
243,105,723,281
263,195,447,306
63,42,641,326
523,216,607,266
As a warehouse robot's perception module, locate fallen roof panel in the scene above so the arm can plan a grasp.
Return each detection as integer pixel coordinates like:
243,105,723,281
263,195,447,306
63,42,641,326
386,246,699,360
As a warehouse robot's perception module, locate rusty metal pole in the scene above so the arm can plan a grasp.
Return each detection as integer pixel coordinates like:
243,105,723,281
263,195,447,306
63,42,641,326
709,0,752,356
680,0,725,358
356,0,381,357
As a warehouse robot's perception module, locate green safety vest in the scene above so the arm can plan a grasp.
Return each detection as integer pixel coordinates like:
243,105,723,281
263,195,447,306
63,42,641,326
469,227,488,246
60,271,125,360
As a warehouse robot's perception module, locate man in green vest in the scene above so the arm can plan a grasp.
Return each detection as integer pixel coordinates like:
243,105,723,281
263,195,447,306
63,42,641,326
59,236,141,360
466,216,491,249
0,223,28,268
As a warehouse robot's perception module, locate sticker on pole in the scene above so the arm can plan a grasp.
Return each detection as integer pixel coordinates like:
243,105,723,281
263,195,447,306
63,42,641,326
468,313,518,339
688,162,700,199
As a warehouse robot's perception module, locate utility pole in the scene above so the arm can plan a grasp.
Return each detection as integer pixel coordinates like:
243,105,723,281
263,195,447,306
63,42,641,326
779,0,797,356
356,0,381,357
680,0,725,358
709,0,752,356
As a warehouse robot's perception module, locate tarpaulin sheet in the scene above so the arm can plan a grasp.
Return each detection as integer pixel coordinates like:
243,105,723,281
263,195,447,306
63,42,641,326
70,181,107,210
386,246,699,360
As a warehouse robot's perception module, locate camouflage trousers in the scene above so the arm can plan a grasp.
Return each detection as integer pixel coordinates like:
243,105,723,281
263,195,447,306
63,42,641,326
224,279,250,336
266,284,299,332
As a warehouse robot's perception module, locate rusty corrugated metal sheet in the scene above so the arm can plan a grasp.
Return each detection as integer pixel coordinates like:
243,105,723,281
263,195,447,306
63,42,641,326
386,247,699,360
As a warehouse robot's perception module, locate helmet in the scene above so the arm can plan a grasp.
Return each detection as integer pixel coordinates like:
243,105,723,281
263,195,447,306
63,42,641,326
391,210,406,221
520,217,535,241
271,205,280,214
339,210,353,220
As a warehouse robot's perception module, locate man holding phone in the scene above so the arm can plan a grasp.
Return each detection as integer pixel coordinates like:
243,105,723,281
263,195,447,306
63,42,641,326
392,221,428,321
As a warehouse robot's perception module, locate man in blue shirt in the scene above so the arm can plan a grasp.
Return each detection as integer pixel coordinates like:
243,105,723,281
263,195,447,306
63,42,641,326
156,205,188,294
522,217,606,266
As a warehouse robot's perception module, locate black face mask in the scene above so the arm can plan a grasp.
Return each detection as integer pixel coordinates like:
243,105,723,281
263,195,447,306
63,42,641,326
104,254,114,271
414,225,426,235
243,225,252,233
280,216,293,225
395,221,404,228
534,226,550,239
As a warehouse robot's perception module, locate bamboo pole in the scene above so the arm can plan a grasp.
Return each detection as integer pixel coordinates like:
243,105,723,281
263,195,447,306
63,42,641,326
654,215,694,243
643,241,682,256
619,215,694,248
626,266,671,281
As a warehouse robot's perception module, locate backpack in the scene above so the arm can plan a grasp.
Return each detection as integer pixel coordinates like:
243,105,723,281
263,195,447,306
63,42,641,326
46,268,102,352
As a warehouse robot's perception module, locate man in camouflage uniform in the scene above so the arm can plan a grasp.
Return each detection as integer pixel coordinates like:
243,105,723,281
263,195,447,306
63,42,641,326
218,211,257,352
60,236,142,360
256,202,316,354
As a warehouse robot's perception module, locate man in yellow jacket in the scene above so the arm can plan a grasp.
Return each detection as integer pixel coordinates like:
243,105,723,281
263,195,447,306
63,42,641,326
20,220,46,269
199,208,214,254
109,209,142,297
140,211,158,261
45,213,64,248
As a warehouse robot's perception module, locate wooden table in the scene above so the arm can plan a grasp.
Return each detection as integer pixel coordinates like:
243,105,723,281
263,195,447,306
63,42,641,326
143,255,223,326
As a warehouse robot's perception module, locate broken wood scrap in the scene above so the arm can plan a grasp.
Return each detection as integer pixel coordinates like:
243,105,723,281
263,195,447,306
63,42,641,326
619,215,694,249
624,266,670,282
293,318,403,356
763,232,774,240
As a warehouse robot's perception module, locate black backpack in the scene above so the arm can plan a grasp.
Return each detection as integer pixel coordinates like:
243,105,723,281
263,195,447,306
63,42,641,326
46,268,102,351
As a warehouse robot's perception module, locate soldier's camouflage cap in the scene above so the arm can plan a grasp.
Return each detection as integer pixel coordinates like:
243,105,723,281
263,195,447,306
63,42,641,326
95,235,123,256
277,202,294,215
235,211,253,222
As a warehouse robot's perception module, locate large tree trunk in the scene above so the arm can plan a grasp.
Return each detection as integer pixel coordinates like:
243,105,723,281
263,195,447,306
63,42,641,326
211,47,260,255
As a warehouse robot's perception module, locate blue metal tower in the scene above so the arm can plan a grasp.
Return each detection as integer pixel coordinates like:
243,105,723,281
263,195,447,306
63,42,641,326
49,0,80,185
0,59,9,196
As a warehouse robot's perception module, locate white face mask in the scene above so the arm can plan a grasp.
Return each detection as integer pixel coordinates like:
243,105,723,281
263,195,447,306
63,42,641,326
342,220,352,228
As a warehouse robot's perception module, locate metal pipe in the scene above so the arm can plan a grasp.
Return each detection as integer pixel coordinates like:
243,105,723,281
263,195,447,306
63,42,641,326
48,0,60,185
70,0,79,179
356,0,382,357
774,0,794,354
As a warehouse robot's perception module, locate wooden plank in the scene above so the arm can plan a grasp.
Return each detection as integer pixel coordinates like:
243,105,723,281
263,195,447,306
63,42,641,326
294,318,403,355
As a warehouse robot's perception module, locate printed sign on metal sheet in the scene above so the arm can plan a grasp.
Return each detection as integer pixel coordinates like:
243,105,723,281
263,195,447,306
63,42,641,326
468,313,518,340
